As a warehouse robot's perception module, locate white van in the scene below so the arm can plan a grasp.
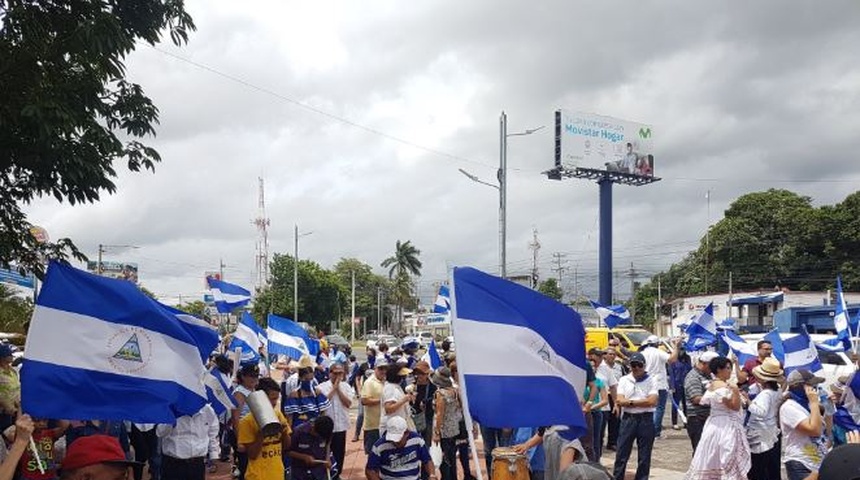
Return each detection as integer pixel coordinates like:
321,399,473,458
740,333,856,387
417,331,434,349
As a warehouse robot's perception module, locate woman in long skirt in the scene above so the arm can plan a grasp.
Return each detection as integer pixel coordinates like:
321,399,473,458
684,356,751,480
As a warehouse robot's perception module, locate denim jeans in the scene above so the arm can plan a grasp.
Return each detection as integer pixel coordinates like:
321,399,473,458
653,389,668,436
612,412,655,480
591,410,606,461
784,460,812,480
480,426,512,475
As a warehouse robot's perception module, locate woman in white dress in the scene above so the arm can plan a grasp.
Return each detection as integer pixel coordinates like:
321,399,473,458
683,356,751,480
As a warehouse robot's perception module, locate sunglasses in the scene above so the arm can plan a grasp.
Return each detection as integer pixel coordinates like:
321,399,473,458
630,362,645,368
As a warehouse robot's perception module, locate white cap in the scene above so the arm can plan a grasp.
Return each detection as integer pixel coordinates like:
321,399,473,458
385,416,409,441
645,335,659,345
698,351,719,363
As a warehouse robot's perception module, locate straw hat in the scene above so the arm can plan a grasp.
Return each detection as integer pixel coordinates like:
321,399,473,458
751,357,784,383
297,355,316,369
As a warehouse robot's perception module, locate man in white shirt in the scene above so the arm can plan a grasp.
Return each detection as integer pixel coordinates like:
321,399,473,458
612,352,658,480
157,404,220,480
640,335,680,439
318,362,355,476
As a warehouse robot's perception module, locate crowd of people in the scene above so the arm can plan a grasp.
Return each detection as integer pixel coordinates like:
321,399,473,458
6,331,860,480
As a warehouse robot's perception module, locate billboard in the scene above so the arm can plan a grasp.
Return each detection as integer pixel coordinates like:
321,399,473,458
0,267,35,289
555,110,655,177
86,261,139,284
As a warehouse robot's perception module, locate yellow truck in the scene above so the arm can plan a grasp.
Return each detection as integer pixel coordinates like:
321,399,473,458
585,327,652,352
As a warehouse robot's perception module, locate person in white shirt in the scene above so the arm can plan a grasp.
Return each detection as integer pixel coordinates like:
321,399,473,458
612,352,658,480
640,335,680,439
317,362,355,476
157,404,220,480
780,369,829,480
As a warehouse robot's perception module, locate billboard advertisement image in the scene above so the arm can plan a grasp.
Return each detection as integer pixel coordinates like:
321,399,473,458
555,110,655,177
86,261,139,284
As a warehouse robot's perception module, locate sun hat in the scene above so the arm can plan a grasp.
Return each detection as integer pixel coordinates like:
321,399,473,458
297,355,316,369
413,361,431,374
385,416,409,441
751,357,784,383
431,366,454,388
62,435,141,470
786,369,825,387
698,351,719,364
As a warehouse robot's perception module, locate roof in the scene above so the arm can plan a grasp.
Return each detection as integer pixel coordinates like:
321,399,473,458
730,292,784,305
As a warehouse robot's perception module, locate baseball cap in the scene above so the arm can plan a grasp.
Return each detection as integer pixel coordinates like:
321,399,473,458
0,344,13,358
698,351,719,363
819,444,860,480
787,369,825,387
587,347,605,356
385,416,409,441
644,335,659,345
629,353,646,365
375,357,389,368
62,435,141,470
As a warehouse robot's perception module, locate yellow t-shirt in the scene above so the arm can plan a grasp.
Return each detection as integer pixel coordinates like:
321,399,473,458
238,410,291,480
361,376,384,431
0,367,20,413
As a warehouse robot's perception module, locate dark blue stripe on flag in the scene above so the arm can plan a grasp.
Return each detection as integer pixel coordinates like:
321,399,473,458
22,359,206,423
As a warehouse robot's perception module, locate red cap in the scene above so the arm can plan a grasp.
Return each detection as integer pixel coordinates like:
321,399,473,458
62,435,139,470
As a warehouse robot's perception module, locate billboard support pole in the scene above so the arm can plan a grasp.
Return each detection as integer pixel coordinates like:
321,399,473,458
599,176,613,306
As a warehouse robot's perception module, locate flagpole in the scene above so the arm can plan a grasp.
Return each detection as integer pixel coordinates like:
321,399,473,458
448,268,485,480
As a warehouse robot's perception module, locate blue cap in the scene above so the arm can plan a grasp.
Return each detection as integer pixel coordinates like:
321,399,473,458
0,344,13,358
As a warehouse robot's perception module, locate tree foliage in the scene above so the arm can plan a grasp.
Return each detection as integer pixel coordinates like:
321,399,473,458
381,240,422,332
0,283,33,333
538,278,563,301
633,189,860,316
0,0,195,275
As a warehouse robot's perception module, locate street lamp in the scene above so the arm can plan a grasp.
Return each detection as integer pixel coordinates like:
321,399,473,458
459,111,544,278
294,225,314,323
97,244,139,274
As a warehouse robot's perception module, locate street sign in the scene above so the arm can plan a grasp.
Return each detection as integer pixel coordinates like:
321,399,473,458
0,267,36,289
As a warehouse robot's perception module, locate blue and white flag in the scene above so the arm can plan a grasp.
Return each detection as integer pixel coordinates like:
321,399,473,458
423,339,443,370
434,284,451,314
782,329,824,375
719,329,756,366
267,314,312,360
763,328,785,363
204,368,237,416
588,300,630,329
684,303,717,351
836,372,860,432
822,276,854,352
229,312,263,365
22,261,210,423
452,267,587,437
207,277,251,313
161,303,220,363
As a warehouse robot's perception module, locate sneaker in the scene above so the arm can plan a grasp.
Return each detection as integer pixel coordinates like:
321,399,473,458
232,466,240,478
672,424,682,430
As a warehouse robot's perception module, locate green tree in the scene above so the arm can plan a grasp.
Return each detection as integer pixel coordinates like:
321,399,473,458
254,254,346,332
0,283,33,333
381,240,422,332
0,0,195,275
177,300,207,317
538,278,563,301
332,258,390,333
138,285,157,299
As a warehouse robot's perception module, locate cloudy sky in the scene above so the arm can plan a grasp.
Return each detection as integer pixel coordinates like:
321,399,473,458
22,0,860,306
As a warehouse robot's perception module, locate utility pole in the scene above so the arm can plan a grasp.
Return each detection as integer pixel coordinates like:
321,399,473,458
377,287,382,333
727,271,733,322
98,244,104,274
705,189,711,295
528,229,541,288
573,267,579,304
628,263,638,321
551,252,567,302
499,111,507,279
219,259,225,280
351,270,356,343
294,225,299,323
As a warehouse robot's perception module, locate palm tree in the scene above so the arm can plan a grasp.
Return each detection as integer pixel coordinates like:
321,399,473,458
381,240,422,332
381,240,422,279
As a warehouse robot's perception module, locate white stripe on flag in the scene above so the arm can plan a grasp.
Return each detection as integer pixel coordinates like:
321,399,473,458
267,329,309,353
26,306,205,395
211,289,250,304
456,318,586,386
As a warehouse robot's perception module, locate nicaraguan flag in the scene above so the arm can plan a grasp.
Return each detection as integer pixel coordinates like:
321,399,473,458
423,339,443,370
782,329,824,375
229,313,263,364
207,277,251,313
204,367,237,416
588,300,630,329
161,303,220,362
822,276,854,352
434,284,451,314
452,267,587,437
22,261,210,423
719,329,756,366
684,303,717,351
764,328,785,362
267,314,311,359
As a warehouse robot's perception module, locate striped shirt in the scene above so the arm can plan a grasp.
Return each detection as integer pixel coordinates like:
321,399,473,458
366,431,431,480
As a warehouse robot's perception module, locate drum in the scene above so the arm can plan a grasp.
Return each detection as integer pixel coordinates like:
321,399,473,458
491,447,529,480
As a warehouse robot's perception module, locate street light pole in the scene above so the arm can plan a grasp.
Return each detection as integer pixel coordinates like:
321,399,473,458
460,112,543,280
294,225,313,323
351,270,356,343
